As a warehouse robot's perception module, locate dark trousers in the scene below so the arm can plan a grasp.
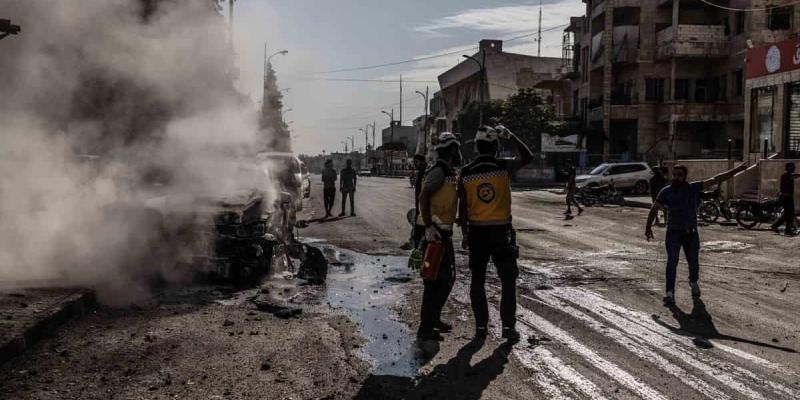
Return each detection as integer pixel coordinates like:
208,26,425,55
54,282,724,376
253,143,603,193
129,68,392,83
665,229,700,294
419,234,455,332
340,189,354,214
468,225,519,329
772,195,796,234
412,224,425,248
323,187,336,214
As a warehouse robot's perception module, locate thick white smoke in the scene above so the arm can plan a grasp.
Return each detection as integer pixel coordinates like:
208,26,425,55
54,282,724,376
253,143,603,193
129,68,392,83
0,0,278,304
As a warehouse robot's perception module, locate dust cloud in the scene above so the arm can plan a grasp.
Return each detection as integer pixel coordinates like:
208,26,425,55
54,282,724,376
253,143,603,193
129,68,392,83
0,0,278,304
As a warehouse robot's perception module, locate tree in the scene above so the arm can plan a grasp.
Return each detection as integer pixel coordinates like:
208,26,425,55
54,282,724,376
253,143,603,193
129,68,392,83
491,88,564,153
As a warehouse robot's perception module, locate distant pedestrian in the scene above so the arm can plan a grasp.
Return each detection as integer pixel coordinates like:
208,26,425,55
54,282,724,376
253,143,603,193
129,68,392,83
771,162,800,236
645,162,747,306
564,162,583,217
649,166,667,225
321,160,337,218
459,125,533,342
339,159,357,217
416,133,461,341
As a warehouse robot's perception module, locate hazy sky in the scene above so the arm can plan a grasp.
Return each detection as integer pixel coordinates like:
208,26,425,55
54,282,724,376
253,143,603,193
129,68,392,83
229,0,584,155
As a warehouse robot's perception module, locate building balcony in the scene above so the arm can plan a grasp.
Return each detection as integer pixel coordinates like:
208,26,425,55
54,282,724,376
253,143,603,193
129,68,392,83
588,104,642,123
657,102,744,124
591,0,605,19
656,25,729,59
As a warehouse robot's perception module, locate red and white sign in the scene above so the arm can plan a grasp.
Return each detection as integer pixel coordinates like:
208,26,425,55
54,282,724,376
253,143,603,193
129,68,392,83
746,38,800,79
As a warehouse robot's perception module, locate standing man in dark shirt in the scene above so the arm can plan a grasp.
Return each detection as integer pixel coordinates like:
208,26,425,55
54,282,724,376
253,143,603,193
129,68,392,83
564,162,583,218
645,162,747,306
321,160,337,218
649,166,667,226
339,159,357,217
771,162,800,235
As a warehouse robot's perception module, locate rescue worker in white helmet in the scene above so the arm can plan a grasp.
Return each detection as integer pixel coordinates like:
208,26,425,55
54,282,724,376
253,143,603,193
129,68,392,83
415,132,462,341
458,125,533,342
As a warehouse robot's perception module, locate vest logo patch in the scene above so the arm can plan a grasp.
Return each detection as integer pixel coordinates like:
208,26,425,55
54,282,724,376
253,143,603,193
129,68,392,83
477,183,496,203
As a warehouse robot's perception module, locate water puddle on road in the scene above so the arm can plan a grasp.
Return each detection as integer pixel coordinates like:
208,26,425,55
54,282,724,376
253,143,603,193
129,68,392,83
318,245,424,377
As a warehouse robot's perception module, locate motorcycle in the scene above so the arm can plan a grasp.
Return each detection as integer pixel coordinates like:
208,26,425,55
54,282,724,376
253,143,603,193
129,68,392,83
576,183,625,207
698,188,739,223
735,198,784,230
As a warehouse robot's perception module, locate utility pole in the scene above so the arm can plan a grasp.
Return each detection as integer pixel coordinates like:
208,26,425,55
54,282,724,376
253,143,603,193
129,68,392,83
537,0,542,57
416,87,430,157
228,0,236,46
399,75,403,126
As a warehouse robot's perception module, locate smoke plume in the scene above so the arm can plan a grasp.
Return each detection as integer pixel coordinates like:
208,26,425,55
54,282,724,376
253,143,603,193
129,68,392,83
0,0,277,304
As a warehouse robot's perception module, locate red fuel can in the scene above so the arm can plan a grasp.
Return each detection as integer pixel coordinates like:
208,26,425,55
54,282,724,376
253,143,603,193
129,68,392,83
421,241,444,281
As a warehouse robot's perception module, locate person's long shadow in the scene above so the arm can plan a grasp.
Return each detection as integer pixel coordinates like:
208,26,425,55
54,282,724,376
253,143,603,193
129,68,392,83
307,216,346,224
353,337,513,400
652,297,797,353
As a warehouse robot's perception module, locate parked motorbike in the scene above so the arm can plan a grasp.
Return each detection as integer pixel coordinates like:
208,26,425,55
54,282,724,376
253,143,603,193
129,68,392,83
735,198,784,230
576,183,625,207
698,188,739,223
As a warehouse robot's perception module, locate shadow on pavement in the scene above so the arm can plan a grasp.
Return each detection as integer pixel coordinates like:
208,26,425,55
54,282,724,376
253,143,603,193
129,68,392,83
353,337,512,400
308,216,347,224
653,297,797,353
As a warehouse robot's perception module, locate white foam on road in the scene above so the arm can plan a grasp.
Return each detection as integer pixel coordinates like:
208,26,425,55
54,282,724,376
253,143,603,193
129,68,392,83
527,292,733,400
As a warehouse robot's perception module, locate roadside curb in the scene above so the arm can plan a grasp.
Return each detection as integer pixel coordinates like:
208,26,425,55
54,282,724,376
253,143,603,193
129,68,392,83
0,290,95,365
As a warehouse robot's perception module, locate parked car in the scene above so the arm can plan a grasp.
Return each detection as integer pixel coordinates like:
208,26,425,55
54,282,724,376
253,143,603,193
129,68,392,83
359,169,372,177
575,162,654,194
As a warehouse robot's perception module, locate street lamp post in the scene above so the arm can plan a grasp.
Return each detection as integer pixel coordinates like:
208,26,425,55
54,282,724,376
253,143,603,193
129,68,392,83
462,52,486,126
415,87,429,157
382,109,395,173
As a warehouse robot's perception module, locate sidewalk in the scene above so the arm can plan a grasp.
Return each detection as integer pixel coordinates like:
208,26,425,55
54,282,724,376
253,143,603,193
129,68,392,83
0,288,94,365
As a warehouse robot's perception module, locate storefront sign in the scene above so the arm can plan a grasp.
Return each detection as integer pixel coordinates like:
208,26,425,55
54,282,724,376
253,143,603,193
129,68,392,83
747,38,800,79
541,133,584,153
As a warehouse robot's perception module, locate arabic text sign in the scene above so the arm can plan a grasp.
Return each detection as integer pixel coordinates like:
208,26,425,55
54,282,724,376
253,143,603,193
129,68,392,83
746,38,800,79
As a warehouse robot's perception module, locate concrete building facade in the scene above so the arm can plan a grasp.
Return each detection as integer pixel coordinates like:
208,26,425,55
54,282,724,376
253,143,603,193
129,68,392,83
436,39,562,143
547,0,750,164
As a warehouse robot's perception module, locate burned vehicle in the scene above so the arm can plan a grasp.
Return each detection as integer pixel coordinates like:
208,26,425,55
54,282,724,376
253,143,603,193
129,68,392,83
112,162,293,287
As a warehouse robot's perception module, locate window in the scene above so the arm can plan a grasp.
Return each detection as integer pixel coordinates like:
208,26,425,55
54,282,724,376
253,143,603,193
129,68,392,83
608,166,625,175
645,78,665,102
769,6,792,30
695,79,709,103
734,69,744,96
674,79,689,100
752,86,775,152
719,75,728,101
735,11,745,34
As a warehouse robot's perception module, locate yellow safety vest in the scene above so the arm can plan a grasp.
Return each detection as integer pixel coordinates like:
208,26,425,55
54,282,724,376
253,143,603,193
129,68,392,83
417,163,458,230
461,156,512,226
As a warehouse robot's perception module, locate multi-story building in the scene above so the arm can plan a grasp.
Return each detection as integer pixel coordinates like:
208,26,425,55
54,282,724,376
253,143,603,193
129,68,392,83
437,39,562,150
550,0,749,164
736,0,800,202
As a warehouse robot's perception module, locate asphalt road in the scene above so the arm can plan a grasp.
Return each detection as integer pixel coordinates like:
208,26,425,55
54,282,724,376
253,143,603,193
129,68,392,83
2,175,799,399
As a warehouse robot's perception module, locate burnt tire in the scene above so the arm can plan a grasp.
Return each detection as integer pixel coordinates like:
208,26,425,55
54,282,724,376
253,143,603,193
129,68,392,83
736,206,759,230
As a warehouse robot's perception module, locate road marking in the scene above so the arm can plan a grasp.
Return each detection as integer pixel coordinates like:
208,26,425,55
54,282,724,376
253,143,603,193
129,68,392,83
451,284,608,399
511,300,669,400
550,287,800,399
527,292,734,400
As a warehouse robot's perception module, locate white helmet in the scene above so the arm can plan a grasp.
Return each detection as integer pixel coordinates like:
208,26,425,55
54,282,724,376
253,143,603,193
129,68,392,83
475,125,498,143
434,132,460,150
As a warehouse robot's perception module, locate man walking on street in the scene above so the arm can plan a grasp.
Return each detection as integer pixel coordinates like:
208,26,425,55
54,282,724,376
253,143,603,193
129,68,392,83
416,133,461,341
645,163,747,306
459,125,533,342
564,161,583,218
771,162,800,235
339,159,357,217
321,160,337,218
649,166,667,226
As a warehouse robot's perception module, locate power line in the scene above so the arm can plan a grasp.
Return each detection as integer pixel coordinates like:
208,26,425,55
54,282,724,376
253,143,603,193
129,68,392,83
699,0,800,12
313,23,570,75
300,77,439,84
